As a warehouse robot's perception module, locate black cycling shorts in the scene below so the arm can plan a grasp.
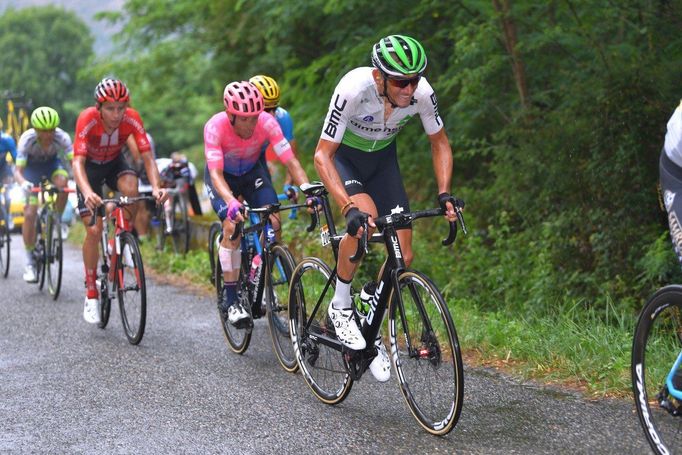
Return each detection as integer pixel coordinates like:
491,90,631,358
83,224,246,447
76,154,136,217
333,140,410,220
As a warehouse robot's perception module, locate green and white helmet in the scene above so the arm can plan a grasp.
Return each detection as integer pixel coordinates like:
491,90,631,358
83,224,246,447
30,106,60,130
371,35,427,78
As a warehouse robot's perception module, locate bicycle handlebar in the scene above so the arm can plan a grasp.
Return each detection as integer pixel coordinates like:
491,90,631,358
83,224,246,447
87,195,157,227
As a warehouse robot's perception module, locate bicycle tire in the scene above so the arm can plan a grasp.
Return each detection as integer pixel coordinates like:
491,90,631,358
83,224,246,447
389,269,463,436
116,232,147,345
632,285,682,455
35,211,46,289
0,204,9,278
97,239,112,329
208,221,222,284
46,213,63,300
172,193,190,255
289,257,353,404
216,247,252,354
266,244,298,373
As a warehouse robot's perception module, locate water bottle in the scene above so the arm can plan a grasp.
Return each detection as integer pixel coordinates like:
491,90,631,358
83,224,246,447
355,281,377,324
249,254,262,285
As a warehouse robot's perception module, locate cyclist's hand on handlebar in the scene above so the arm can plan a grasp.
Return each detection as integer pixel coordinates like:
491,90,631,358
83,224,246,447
83,191,103,212
283,183,299,203
20,180,33,193
153,187,169,205
227,199,245,223
305,195,322,213
345,207,374,238
438,192,463,222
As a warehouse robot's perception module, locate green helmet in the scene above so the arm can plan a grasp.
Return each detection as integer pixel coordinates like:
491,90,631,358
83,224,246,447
371,35,427,77
30,106,60,130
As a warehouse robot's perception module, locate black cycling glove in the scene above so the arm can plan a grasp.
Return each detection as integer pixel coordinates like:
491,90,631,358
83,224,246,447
345,207,368,236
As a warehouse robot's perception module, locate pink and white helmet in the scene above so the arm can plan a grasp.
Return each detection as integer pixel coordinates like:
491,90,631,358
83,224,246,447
223,81,264,117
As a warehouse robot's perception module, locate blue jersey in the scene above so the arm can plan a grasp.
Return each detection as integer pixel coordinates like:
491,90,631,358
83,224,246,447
0,132,17,166
260,107,294,155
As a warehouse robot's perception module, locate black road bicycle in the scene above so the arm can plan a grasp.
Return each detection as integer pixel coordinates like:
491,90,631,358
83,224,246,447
30,181,74,299
288,182,466,436
213,201,310,372
632,285,682,454
0,184,10,278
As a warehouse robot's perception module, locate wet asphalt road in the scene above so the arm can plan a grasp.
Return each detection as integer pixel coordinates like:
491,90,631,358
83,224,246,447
0,233,654,454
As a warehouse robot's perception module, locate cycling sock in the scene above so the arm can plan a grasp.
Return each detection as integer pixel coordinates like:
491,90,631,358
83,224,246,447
223,281,238,306
25,247,34,264
85,268,98,299
331,275,352,310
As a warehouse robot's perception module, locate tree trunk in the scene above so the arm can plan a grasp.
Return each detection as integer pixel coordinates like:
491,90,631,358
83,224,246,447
493,0,530,110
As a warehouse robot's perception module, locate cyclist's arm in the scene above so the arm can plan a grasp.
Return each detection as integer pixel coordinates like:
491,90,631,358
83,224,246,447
141,149,165,200
282,154,309,188
12,164,28,186
313,138,354,214
427,128,457,220
283,139,299,185
208,167,237,205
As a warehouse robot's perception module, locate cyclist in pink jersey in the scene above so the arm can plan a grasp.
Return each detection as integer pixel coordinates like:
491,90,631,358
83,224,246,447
205,80,313,327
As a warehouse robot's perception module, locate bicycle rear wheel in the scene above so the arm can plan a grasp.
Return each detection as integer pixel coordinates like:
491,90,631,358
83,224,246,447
389,270,463,436
289,257,352,404
266,244,298,372
208,221,222,284
632,285,682,455
46,214,63,300
216,248,252,354
116,232,147,345
0,204,9,278
35,212,46,289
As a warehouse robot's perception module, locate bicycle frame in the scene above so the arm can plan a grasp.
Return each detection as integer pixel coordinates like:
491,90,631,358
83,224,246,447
300,182,465,376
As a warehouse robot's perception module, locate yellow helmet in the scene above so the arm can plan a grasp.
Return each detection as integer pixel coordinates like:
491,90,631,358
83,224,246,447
249,75,280,109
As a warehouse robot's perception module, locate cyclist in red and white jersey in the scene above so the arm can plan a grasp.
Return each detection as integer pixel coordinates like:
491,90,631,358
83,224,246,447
205,80,313,327
314,35,460,382
72,77,167,324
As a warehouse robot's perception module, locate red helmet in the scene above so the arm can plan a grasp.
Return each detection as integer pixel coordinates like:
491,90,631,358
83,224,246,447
223,81,263,117
94,78,130,104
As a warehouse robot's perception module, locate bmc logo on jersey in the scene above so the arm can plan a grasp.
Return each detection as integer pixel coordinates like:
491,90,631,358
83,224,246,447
323,95,347,139
362,115,374,122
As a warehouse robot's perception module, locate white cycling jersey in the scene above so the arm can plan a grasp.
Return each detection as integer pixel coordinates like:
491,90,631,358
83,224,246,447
16,128,73,166
320,67,443,152
665,101,682,168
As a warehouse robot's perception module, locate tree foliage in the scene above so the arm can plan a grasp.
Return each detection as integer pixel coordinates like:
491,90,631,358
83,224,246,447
0,6,95,130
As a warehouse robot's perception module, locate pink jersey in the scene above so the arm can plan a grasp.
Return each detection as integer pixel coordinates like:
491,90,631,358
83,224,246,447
204,111,294,176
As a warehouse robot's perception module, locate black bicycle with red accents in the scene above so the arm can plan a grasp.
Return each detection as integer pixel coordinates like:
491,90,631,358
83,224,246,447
288,181,466,436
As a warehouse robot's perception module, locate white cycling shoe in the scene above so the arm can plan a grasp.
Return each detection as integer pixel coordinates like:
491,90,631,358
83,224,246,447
23,265,38,283
369,336,391,382
83,297,101,324
328,305,366,351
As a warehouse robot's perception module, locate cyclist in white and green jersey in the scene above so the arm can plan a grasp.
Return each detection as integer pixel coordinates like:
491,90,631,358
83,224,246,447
314,34,460,382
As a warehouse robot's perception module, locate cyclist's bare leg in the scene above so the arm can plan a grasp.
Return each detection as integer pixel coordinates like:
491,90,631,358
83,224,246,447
397,228,413,267
220,217,241,282
81,214,102,270
116,173,140,229
331,193,377,311
52,172,68,213
22,202,38,249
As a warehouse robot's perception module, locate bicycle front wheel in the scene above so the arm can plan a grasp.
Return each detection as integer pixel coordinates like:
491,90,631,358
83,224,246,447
207,221,222,285
389,269,463,436
35,213,46,289
289,257,352,404
266,244,298,372
216,248,252,354
116,232,147,345
46,214,63,300
632,285,682,455
0,204,9,278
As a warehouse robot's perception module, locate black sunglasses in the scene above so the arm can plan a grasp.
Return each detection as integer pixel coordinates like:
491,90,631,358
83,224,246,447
387,75,421,89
